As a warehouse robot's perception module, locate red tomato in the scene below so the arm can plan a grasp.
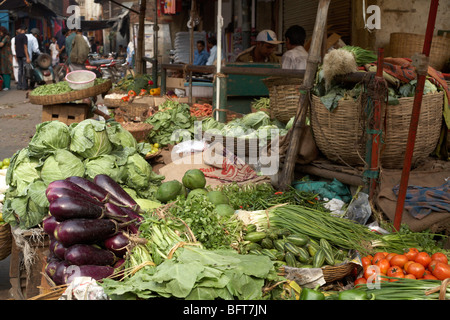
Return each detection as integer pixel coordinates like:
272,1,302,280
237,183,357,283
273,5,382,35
430,252,448,265
361,256,372,269
390,254,408,268
423,274,438,280
430,262,450,280
354,277,367,287
415,252,432,268
366,255,373,263
387,266,404,281
364,265,378,280
407,262,426,279
405,248,419,261
385,253,398,263
404,274,416,280
373,252,388,264
376,258,390,274
404,260,414,273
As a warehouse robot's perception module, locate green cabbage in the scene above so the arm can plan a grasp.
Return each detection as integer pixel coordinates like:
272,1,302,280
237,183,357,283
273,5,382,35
240,111,271,129
84,154,126,183
40,149,85,185
106,121,138,150
28,121,71,158
124,153,153,189
69,119,113,159
6,148,41,196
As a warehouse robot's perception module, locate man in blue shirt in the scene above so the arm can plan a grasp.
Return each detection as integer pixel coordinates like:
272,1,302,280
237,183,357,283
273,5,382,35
193,40,209,65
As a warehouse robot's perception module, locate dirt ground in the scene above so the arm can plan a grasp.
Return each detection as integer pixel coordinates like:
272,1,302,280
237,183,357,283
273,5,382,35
0,87,42,299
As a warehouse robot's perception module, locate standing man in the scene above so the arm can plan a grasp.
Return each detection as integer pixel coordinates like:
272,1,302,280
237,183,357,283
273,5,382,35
65,29,76,64
193,40,209,66
26,28,42,60
235,30,282,63
14,25,30,90
282,25,308,70
206,36,217,66
56,29,67,63
69,29,90,71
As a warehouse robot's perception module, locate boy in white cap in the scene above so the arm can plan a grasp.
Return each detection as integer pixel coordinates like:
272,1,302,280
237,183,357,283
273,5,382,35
235,29,282,63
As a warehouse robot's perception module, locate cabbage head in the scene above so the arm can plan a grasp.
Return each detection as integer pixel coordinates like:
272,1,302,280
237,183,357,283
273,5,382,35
124,153,153,189
40,149,85,185
240,111,271,129
84,154,127,183
6,148,41,196
106,121,138,150
69,119,113,159
28,121,71,158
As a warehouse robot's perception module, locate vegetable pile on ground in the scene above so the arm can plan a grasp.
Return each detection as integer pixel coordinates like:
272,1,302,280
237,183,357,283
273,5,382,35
3,119,164,230
43,174,150,285
144,100,196,147
190,103,213,118
113,73,154,94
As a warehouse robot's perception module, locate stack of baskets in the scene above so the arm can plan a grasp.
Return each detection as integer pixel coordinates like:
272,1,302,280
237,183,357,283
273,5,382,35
262,77,303,123
389,33,450,71
120,122,153,143
310,92,444,169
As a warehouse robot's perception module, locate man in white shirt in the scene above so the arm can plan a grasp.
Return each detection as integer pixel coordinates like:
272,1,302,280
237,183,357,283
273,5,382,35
281,25,308,70
206,36,217,66
11,29,19,83
26,28,41,59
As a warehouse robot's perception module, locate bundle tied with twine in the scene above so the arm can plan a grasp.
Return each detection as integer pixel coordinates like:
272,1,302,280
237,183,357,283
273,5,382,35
11,226,47,279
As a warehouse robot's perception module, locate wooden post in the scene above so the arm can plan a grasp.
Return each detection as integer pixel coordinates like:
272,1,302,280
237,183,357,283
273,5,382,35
136,0,147,74
278,0,331,190
393,0,439,231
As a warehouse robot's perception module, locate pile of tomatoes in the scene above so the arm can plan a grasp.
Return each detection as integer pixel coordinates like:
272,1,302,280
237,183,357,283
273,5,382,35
355,248,450,285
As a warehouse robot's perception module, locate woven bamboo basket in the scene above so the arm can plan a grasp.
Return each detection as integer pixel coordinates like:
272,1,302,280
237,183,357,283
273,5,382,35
121,122,153,142
28,80,112,106
389,33,450,71
310,91,444,169
0,223,12,260
263,77,303,123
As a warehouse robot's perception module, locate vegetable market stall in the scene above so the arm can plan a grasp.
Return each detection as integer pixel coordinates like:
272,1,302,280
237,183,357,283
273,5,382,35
28,79,112,125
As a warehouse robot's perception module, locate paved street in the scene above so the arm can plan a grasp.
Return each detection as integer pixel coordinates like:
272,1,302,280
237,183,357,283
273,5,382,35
0,87,42,299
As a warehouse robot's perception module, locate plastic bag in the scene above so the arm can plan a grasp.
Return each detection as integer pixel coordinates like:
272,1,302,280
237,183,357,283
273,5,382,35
345,192,371,225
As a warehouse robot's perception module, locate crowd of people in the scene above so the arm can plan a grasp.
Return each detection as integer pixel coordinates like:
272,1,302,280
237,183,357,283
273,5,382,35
0,23,308,91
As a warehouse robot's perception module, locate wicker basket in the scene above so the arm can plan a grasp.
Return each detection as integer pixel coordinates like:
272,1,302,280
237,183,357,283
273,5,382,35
389,33,450,71
28,80,112,106
0,223,12,260
262,77,303,123
310,92,444,169
121,122,153,142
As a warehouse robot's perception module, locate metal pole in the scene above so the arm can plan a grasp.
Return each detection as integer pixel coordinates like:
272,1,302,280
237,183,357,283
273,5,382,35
393,0,439,231
215,0,223,122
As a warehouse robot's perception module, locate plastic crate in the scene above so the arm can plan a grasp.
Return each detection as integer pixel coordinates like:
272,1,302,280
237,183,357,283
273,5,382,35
184,82,213,98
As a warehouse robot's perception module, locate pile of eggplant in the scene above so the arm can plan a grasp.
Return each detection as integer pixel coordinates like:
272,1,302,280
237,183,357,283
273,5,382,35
43,174,143,285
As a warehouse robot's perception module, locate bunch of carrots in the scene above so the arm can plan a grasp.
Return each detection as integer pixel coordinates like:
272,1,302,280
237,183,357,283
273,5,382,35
190,103,213,118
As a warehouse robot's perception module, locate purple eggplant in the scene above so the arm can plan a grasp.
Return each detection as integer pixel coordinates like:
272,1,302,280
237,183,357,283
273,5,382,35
103,202,131,222
64,265,115,284
46,179,95,199
43,215,59,237
93,174,139,210
46,187,104,206
119,206,144,223
64,244,116,266
103,232,130,257
45,259,61,279
65,176,121,203
54,218,119,247
52,241,68,260
49,196,104,222
53,260,70,285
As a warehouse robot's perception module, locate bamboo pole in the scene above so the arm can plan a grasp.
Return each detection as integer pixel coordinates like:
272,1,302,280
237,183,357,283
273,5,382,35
278,0,331,190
